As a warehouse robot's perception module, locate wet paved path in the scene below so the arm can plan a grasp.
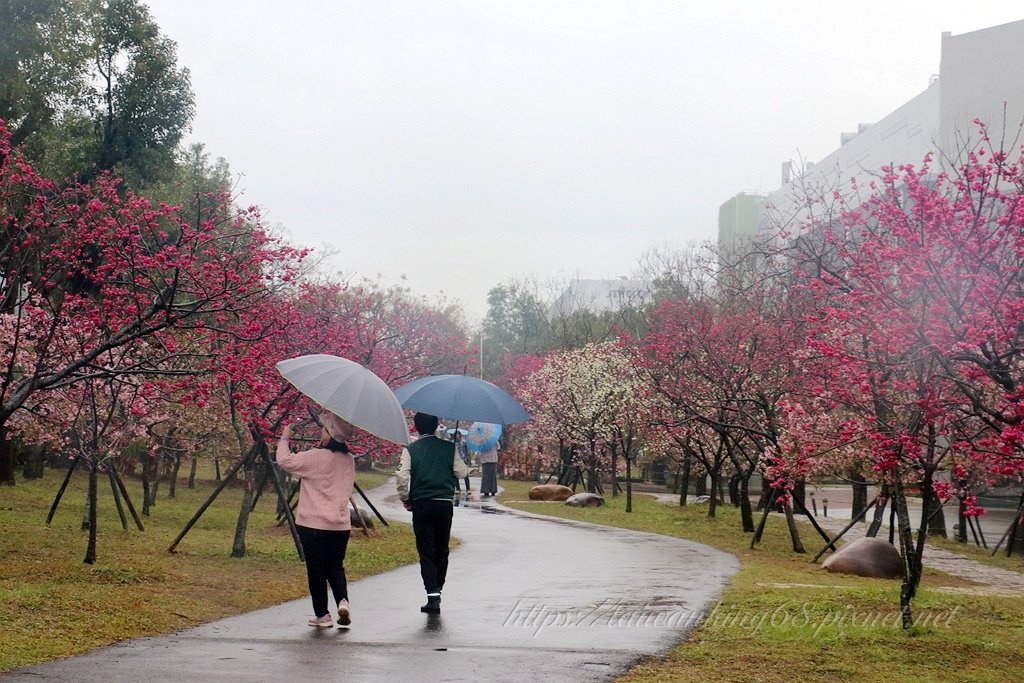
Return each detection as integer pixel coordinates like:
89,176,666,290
5,481,738,682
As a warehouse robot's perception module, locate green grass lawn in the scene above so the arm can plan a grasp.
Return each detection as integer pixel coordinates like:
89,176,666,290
497,480,1024,683
6,469,1020,680
0,467,416,672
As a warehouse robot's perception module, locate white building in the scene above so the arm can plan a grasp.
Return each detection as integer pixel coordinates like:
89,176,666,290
757,19,1024,236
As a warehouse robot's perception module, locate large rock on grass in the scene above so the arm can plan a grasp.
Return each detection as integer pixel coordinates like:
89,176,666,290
529,484,574,501
349,506,375,530
565,493,605,508
822,536,902,579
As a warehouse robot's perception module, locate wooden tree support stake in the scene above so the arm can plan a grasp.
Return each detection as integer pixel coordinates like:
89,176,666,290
110,465,145,531
46,455,81,525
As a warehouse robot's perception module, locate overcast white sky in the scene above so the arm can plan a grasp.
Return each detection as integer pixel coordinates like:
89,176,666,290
143,1,1022,324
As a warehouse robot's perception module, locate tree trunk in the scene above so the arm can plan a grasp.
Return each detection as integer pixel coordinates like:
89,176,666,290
625,458,632,513
784,501,805,553
678,454,691,506
84,461,98,564
850,472,868,520
188,455,198,488
739,474,755,533
792,481,806,511
81,476,92,531
0,424,17,485
728,474,740,506
610,446,618,497
707,472,719,518
1009,501,1024,555
169,452,182,498
751,486,777,547
866,487,890,537
148,450,163,510
141,460,152,515
925,492,947,538
22,443,46,479
231,461,255,558
892,482,919,629
214,457,221,481
755,484,773,511
586,443,598,493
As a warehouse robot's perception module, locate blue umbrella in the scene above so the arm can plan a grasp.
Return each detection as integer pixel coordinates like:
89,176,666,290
393,374,531,425
465,422,502,453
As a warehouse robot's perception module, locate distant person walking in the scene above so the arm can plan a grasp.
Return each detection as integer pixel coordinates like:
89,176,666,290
479,441,499,497
277,412,356,628
396,412,470,613
453,430,472,493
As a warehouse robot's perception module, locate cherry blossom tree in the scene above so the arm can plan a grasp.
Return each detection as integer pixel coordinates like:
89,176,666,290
518,342,644,493
343,281,471,384
635,277,808,537
779,126,1024,625
15,346,162,563
170,279,471,557
0,123,303,485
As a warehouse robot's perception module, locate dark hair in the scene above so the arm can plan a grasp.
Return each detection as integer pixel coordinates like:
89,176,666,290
324,438,350,453
413,412,439,435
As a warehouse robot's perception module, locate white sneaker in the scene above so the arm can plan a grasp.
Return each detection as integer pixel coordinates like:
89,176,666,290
308,614,334,628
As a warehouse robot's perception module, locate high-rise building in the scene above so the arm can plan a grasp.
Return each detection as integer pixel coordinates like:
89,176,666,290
751,19,1024,238
718,192,764,254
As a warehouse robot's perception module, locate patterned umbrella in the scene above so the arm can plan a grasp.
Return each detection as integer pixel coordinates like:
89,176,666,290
465,422,502,453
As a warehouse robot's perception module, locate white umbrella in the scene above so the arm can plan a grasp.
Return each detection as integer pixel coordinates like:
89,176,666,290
276,354,410,446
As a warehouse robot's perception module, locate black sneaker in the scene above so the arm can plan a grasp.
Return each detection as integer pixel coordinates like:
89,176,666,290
420,594,441,613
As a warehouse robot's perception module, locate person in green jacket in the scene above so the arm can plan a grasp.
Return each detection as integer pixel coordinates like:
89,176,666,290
396,412,470,613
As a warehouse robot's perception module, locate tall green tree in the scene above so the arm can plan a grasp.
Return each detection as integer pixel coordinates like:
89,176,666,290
481,279,549,376
0,0,195,187
0,0,89,148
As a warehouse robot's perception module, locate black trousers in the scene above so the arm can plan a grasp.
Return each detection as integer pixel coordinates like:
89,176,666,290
411,499,454,594
297,525,350,617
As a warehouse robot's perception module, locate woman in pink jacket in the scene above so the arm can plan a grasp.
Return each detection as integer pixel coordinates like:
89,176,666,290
277,412,356,628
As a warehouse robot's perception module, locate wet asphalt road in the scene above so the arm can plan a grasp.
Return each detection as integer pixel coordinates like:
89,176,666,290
4,480,738,682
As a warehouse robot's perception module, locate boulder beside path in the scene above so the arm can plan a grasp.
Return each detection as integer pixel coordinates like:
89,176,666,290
822,536,902,579
529,484,574,501
565,493,605,507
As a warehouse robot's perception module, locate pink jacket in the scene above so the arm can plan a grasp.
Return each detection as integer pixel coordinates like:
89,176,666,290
276,437,355,531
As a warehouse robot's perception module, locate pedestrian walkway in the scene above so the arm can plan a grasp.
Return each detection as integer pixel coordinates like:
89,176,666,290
3,480,738,683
